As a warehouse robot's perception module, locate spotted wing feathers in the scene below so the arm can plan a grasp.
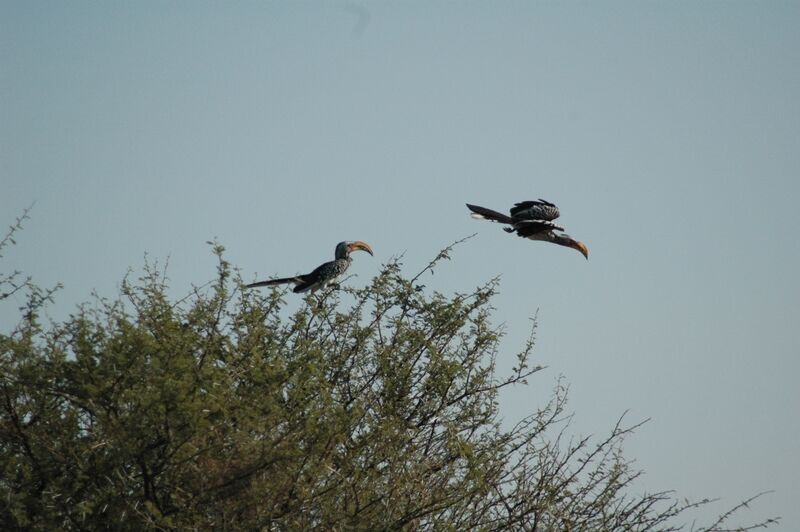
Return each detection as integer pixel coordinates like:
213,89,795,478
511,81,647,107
512,220,564,238
509,199,560,222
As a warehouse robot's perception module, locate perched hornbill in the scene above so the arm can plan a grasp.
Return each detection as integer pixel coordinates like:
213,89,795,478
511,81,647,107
246,240,374,293
467,199,589,259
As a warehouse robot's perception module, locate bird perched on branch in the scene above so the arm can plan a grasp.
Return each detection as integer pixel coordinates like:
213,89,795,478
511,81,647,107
246,240,374,293
467,200,589,259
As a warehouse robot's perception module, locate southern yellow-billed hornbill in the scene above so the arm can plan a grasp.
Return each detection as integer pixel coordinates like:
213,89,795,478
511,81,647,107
246,241,373,293
467,200,589,259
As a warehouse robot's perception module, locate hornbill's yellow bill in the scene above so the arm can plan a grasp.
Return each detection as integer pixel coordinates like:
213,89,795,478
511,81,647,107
571,241,589,260
347,241,373,256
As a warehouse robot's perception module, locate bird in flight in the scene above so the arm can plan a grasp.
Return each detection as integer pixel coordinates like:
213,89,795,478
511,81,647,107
246,240,374,293
466,199,589,259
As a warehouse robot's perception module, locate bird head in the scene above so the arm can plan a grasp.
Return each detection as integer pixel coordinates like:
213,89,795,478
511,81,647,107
335,240,374,259
554,234,589,259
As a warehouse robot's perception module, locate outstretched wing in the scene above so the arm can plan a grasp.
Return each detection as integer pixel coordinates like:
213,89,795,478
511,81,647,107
509,199,560,222
510,220,564,239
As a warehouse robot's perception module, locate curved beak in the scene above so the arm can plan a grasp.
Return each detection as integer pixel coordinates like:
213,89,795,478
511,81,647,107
572,241,589,260
348,240,373,256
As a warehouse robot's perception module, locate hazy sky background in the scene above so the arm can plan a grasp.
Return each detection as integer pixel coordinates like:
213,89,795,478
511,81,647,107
2,1,798,527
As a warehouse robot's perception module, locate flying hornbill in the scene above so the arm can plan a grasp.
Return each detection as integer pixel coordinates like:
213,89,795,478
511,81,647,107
466,199,589,259
246,240,373,293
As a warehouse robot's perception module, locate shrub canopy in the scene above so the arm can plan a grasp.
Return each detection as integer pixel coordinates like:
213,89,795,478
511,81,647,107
0,236,777,530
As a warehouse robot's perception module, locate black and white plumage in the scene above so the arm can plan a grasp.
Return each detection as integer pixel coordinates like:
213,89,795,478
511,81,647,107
246,241,374,293
467,199,589,259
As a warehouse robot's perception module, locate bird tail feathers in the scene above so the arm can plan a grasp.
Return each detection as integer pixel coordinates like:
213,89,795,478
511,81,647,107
466,204,513,225
246,276,301,289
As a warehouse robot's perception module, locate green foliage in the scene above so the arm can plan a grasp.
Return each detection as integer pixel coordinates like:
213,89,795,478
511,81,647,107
0,235,778,530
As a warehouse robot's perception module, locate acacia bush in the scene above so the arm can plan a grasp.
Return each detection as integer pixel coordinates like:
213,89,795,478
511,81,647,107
0,227,778,530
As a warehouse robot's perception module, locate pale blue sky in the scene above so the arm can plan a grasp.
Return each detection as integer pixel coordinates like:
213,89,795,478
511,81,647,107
2,1,798,527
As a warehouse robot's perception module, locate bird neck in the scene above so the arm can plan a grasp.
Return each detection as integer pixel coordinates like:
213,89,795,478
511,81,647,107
551,233,574,247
